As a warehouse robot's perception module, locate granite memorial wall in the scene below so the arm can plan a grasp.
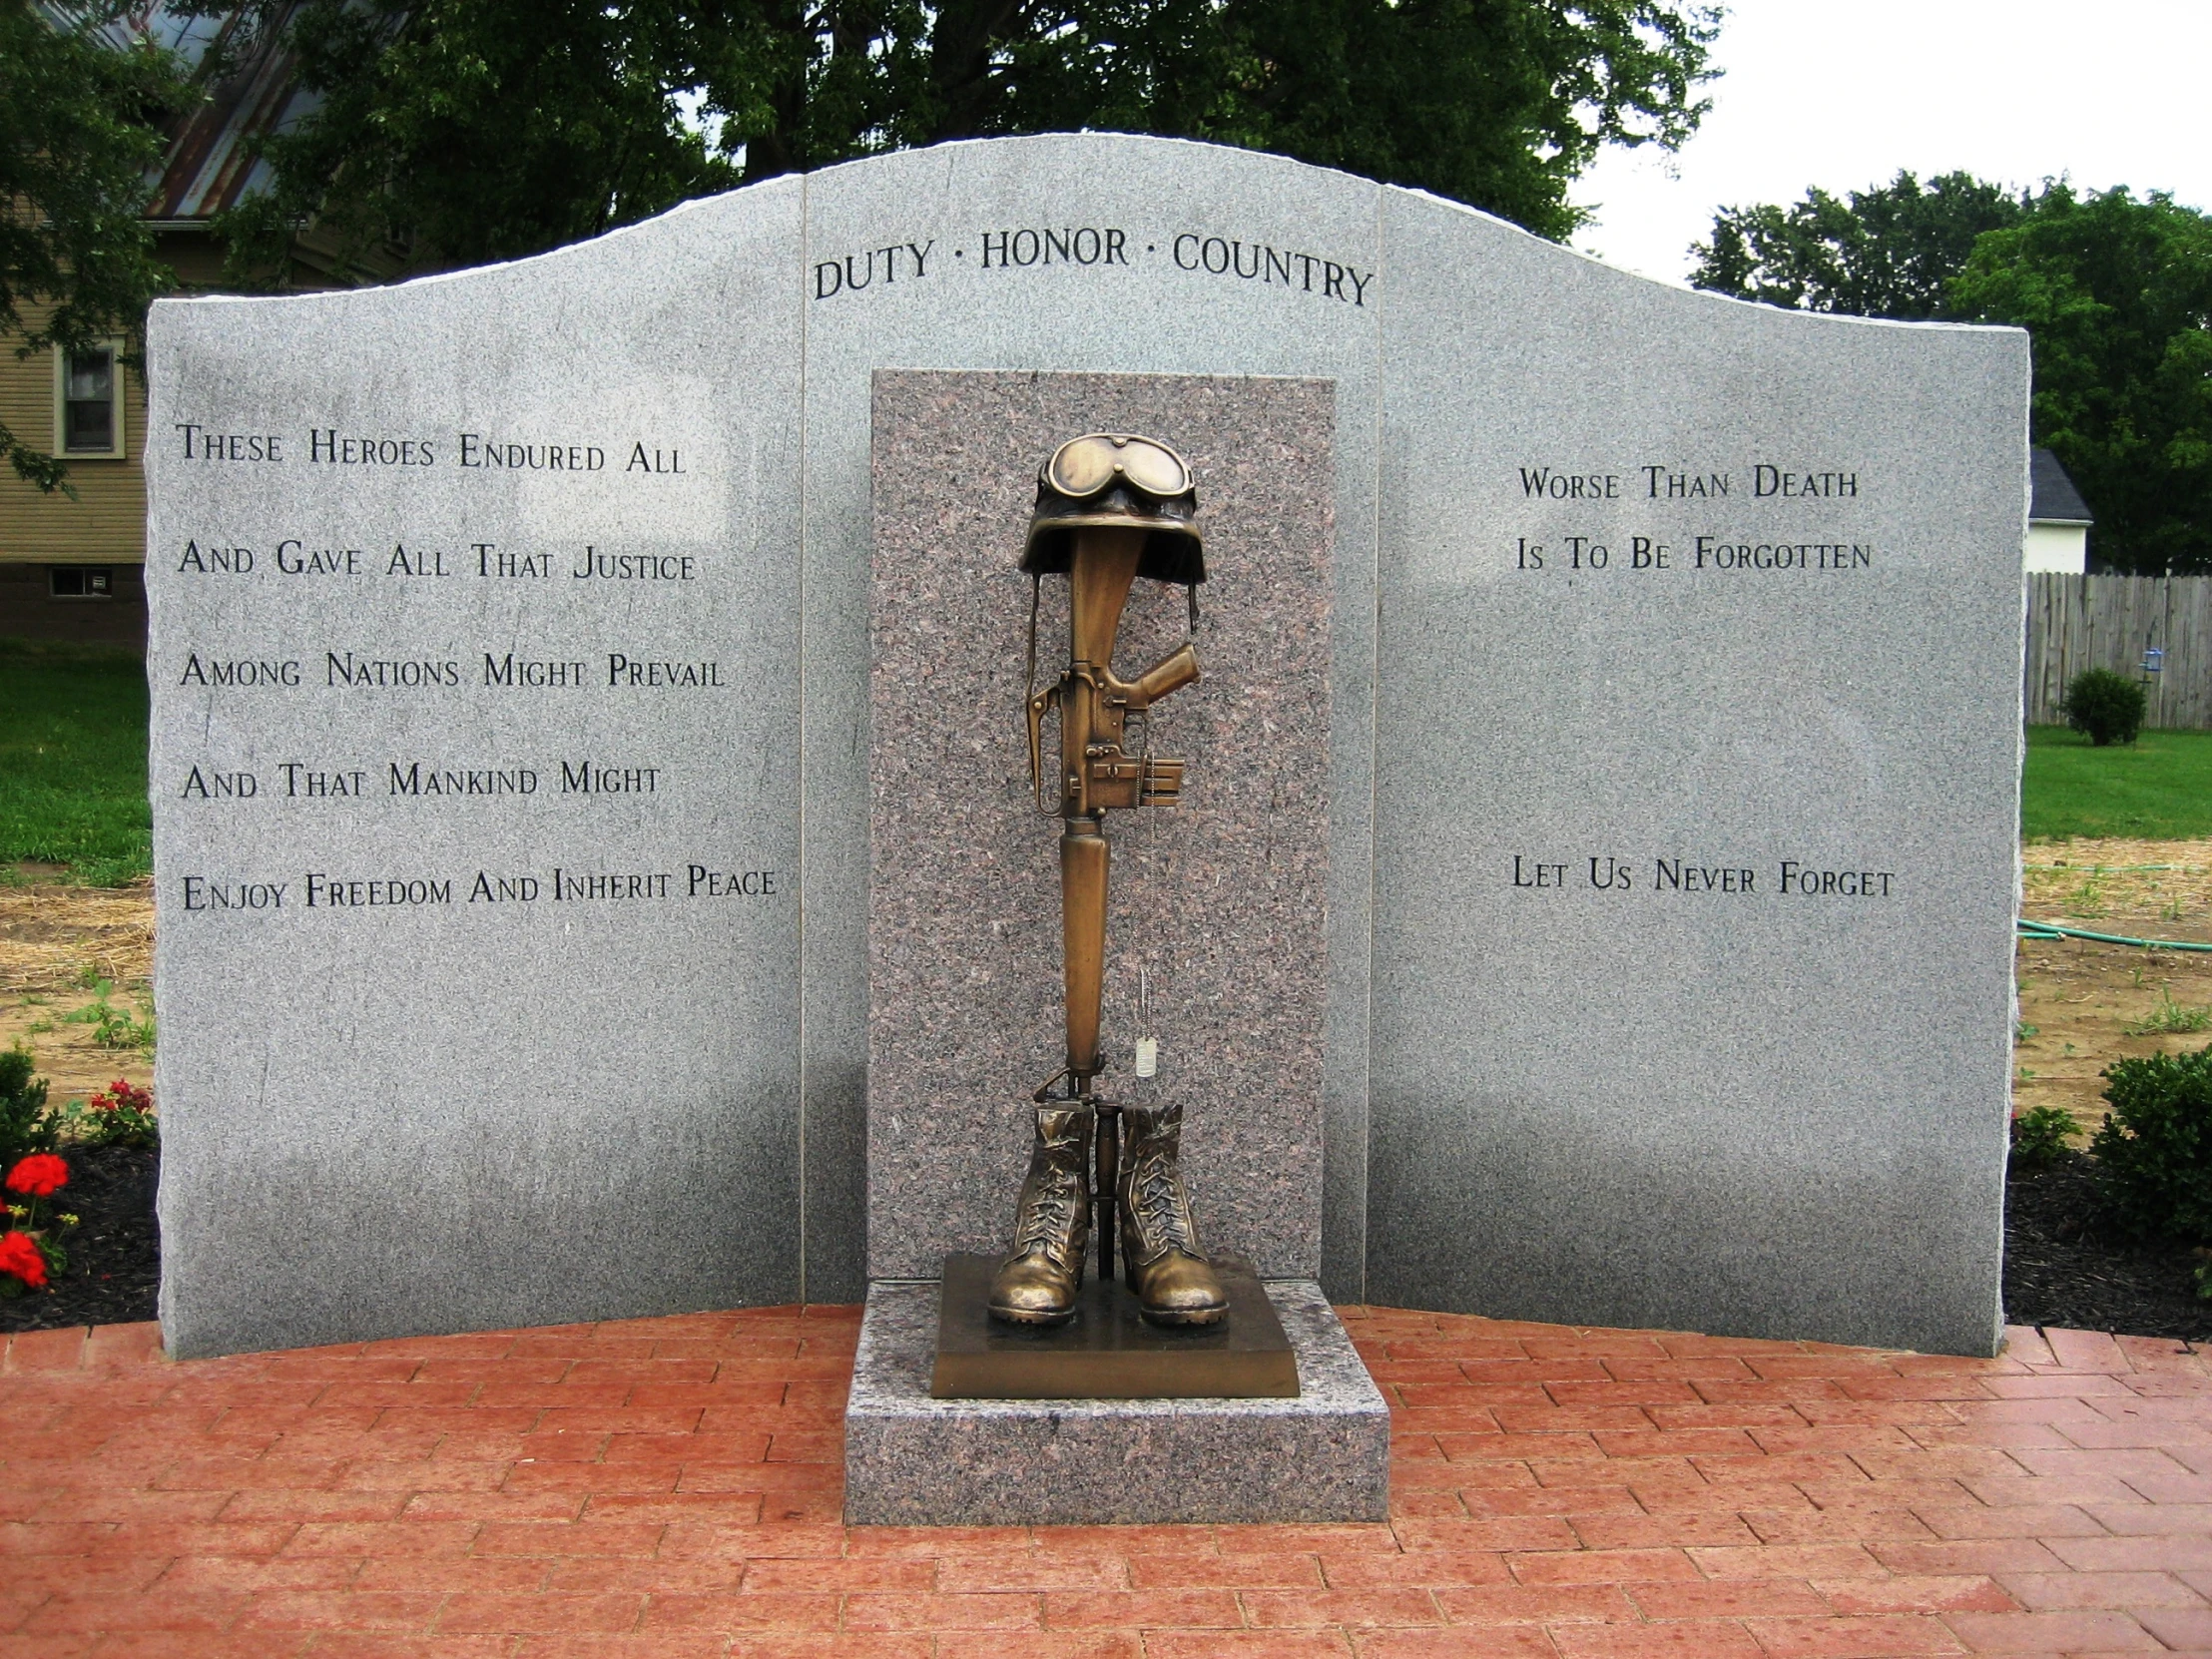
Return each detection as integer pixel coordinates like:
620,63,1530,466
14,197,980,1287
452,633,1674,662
147,135,2027,1360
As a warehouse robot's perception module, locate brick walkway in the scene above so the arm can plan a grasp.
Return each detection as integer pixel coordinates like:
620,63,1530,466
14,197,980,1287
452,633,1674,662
3,1307,2209,1657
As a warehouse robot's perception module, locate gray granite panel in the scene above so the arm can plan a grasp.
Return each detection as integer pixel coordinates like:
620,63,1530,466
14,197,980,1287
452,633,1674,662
844,1279,1388,1524
868,371,1333,1280
145,184,809,1356
798,139,1382,1293
1368,188,2028,1355
142,136,2031,1361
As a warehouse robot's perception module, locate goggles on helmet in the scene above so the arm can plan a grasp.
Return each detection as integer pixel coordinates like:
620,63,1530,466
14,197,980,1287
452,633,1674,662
1020,431,1205,587
1041,433,1193,503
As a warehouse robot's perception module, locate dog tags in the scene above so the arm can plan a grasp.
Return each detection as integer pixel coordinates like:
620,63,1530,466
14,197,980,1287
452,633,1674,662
1133,966,1160,1078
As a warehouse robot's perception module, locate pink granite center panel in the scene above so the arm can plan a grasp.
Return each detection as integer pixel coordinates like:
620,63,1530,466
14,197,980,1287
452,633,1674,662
867,370,1335,1279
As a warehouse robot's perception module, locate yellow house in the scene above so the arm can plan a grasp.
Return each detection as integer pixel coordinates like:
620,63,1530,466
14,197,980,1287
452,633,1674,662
0,6,349,647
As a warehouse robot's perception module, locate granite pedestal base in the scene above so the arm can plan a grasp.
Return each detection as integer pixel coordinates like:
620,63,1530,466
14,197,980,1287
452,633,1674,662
843,1278,1388,1526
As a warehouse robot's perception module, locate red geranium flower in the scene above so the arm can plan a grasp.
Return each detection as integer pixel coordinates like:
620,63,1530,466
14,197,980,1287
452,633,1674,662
0,1230,47,1289
5,1153,68,1197
89,1079,152,1114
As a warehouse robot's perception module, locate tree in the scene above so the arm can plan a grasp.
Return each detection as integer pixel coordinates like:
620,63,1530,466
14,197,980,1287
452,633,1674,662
215,0,1721,280
1951,186,2212,575
214,0,743,283
1688,170,2030,320
0,3,191,491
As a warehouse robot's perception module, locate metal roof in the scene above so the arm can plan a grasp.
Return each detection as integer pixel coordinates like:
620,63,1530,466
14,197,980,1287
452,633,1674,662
2030,447,2095,526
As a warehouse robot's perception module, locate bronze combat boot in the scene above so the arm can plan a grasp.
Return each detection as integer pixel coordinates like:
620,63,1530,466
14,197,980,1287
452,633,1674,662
987,1105,1094,1325
1117,1103,1229,1327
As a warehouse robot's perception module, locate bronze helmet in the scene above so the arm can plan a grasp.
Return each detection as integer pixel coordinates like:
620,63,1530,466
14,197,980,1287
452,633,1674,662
1020,432,1205,586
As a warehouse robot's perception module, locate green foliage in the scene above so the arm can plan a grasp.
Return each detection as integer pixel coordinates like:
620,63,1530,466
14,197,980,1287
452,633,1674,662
2092,1044,2212,1243
1139,0,1721,244
2022,726,2212,840
2060,871,2105,916
1950,186,2212,575
213,0,738,280
0,1045,59,1168
2010,1104,2080,1169
60,979,156,1050
2061,668,2148,747
1692,178,2212,573
2124,987,2212,1037
0,4,193,491
0,638,153,885
1689,170,2029,319
210,0,1720,279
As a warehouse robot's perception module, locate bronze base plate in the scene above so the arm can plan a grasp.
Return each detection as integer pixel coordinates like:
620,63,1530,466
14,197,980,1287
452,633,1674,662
929,1254,1300,1399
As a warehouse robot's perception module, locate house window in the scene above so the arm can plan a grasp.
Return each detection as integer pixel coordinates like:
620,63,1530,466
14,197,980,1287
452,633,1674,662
50,566,114,599
55,344,125,457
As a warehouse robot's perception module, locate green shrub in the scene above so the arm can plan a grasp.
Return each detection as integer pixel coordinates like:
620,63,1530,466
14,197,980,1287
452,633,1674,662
2092,1043,2212,1242
2062,668,2148,746
0,1044,59,1166
2011,1104,2080,1167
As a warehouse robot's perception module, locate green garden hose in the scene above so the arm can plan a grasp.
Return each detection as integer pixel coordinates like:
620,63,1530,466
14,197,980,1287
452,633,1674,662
2025,871,2176,884
2018,918,2212,953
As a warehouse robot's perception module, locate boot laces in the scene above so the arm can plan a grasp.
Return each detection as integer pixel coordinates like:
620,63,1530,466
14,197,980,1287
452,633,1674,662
1014,1160,1084,1257
1129,1140,1194,1253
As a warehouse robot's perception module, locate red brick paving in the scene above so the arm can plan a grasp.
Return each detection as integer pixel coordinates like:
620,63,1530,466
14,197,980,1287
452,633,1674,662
1,1308,2207,1656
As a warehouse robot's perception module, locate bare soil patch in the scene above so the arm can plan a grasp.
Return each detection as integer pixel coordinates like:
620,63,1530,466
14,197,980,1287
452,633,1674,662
2016,836,2212,1136
0,879,154,1103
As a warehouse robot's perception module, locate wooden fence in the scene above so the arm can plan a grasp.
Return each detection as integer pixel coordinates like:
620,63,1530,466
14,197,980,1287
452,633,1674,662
2024,573,2212,730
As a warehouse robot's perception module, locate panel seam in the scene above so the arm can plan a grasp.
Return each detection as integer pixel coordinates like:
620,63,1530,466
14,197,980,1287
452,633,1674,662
797,172,812,1304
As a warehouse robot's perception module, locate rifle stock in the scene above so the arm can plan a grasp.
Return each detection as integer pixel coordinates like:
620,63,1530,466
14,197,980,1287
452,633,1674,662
1039,526,1199,1096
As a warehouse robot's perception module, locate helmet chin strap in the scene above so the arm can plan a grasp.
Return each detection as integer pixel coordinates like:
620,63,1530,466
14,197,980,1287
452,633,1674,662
1026,572,1042,708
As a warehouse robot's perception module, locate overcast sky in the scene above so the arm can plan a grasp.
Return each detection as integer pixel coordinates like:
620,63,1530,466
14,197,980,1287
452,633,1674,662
1567,0,2212,285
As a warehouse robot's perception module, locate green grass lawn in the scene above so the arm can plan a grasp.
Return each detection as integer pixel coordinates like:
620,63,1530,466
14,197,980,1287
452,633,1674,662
2022,724,2212,841
0,639,151,885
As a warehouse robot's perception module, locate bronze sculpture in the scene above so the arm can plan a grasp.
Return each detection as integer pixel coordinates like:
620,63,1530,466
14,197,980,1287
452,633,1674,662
986,433,1230,1330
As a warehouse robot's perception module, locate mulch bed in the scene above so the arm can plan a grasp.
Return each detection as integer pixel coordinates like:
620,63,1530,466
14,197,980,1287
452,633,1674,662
1,1143,159,1334
6,1145,2207,1348
2002,1150,2212,1345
